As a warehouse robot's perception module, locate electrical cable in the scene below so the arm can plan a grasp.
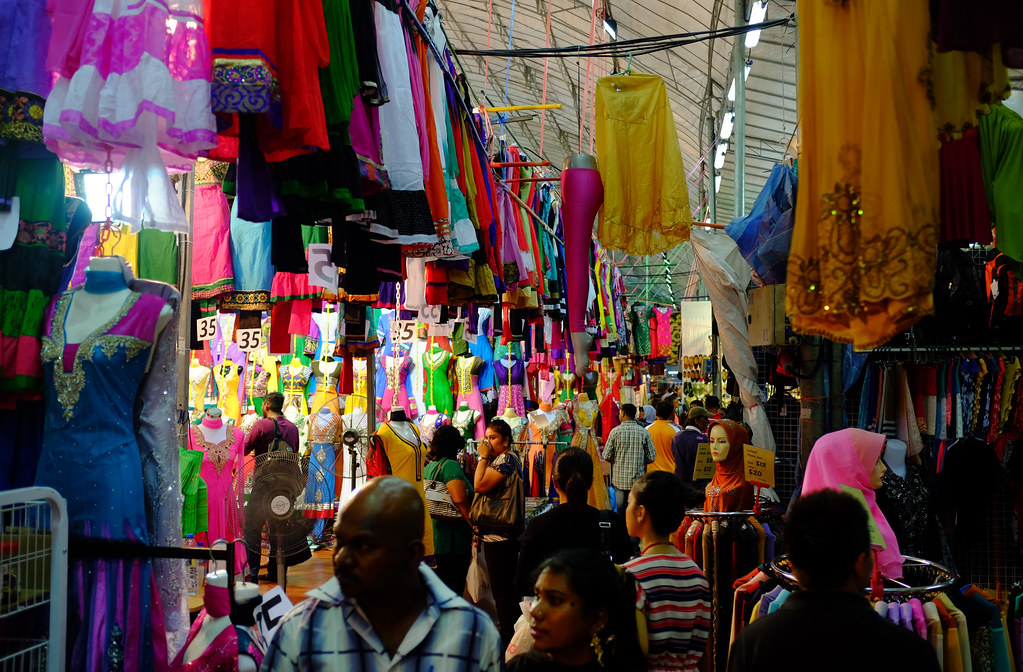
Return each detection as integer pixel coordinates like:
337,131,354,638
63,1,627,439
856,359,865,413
455,16,793,59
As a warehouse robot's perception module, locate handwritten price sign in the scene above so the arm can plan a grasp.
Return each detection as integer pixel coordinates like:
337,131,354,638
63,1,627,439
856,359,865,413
693,443,715,480
743,444,775,488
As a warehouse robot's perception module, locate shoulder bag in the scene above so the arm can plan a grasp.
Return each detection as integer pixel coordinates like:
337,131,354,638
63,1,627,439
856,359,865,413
424,459,465,521
469,454,524,534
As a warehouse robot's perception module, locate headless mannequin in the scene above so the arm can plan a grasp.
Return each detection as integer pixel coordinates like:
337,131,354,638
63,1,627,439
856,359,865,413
71,256,173,369
884,439,908,479
501,406,520,421
388,409,419,444
198,408,228,444
561,153,602,376
183,570,260,672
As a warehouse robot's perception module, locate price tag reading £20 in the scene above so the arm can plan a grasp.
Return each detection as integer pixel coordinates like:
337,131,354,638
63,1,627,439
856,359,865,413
742,444,776,488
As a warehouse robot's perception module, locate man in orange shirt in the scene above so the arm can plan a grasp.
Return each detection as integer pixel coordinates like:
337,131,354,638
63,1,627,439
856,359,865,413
647,401,682,474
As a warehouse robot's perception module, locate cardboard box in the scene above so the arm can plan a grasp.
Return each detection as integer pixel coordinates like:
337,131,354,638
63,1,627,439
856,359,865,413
748,284,787,346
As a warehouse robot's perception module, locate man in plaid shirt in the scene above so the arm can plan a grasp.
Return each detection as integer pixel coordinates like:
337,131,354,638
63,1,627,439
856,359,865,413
602,403,657,514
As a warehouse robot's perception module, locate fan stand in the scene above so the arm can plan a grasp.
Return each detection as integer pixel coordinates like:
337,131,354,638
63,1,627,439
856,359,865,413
275,529,287,593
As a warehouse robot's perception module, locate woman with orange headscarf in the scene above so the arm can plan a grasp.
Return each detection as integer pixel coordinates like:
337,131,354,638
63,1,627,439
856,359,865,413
703,420,754,512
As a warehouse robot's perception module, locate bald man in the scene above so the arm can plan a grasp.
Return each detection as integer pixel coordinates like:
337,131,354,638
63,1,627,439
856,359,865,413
262,477,502,671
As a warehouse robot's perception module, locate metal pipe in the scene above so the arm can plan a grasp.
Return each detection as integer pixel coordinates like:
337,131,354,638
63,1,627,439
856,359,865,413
482,103,562,112
708,115,718,226
733,0,747,219
491,161,551,168
500,177,559,183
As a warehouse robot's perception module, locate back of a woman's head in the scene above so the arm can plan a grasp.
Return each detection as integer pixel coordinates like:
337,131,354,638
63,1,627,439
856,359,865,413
632,471,687,535
554,448,593,503
431,425,464,460
534,549,645,669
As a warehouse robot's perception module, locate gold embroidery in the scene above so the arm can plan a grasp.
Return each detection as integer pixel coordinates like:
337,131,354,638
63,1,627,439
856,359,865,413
191,427,234,477
42,293,149,421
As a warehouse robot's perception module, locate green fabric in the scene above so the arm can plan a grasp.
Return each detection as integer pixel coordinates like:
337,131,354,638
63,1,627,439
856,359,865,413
137,228,179,284
979,104,1023,262
180,448,208,534
424,458,473,555
319,0,360,129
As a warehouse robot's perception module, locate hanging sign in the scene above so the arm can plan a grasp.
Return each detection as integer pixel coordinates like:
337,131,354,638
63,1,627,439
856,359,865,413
253,585,293,646
419,305,442,324
196,315,218,341
391,320,417,343
307,243,338,293
743,444,775,488
428,322,453,337
236,328,262,352
693,443,715,480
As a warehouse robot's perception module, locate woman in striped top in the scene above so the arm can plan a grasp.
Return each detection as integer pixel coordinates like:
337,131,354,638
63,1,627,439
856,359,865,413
624,472,712,672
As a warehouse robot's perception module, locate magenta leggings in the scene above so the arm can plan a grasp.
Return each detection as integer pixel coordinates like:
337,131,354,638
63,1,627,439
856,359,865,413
561,167,604,332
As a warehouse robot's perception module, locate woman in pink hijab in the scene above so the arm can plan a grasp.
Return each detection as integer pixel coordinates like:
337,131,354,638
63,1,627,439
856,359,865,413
801,428,904,579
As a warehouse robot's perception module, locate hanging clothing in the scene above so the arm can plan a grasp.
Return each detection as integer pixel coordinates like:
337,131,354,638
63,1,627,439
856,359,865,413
454,355,486,439
725,162,797,285
495,356,527,418
978,104,1023,263
192,162,235,299
188,423,245,575
786,0,939,350
594,73,692,255
281,359,311,416
305,408,340,540
571,397,610,510
422,348,454,416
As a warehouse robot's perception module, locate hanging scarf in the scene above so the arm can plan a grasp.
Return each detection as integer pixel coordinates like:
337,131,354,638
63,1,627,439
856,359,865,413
801,428,904,579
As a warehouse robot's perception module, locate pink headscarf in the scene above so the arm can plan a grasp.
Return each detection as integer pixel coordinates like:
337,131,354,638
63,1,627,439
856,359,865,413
801,429,904,579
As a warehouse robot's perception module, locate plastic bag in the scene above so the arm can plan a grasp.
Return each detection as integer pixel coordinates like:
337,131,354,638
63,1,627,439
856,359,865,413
505,599,535,662
464,539,497,622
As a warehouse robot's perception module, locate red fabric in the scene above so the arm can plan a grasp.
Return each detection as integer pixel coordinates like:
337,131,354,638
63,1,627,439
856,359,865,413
939,129,993,247
287,299,312,336
269,301,293,353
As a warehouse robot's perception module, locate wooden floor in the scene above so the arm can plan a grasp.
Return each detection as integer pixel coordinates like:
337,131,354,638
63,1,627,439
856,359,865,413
257,547,335,605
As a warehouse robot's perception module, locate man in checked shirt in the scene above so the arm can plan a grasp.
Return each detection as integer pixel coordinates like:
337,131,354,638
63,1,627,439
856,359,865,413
262,477,502,671
602,403,657,515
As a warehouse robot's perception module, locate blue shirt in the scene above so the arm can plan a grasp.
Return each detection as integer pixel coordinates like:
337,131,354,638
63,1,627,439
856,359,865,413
261,564,502,672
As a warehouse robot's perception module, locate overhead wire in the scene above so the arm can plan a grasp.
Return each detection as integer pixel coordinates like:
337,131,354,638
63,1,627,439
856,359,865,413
455,16,793,59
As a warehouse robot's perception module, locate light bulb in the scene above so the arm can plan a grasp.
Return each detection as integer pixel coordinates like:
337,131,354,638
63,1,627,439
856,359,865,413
715,174,722,193
745,1,768,48
720,111,735,140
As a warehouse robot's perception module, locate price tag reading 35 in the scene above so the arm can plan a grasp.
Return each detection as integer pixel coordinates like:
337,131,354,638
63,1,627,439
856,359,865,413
236,328,262,352
390,320,417,343
196,315,218,341
742,444,775,488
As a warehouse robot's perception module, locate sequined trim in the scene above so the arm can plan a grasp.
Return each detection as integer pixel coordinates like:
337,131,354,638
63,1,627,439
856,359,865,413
211,59,282,116
191,426,234,477
0,89,45,143
41,292,149,421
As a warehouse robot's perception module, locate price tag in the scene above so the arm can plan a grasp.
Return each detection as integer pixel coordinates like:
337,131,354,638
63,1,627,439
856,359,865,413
428,322,453,337
693,443,715,480
743,444,776,488
253,586,293,646
391,320,417,343
307,243,338,292
236,328,262,352
419,305,442,324
196,315,218,341
841,485,887,549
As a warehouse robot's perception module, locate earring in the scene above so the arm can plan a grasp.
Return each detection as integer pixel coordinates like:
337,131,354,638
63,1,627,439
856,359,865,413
590,633,605,667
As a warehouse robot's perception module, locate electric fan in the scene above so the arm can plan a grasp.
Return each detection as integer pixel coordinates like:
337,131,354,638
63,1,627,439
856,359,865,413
230,449,332,592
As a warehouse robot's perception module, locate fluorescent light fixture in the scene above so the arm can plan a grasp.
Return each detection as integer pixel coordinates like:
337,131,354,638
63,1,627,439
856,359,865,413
745,1,768,48
715,173,722,193
82,171,130,223
714,142,728,170
726,62,753,102
603,17,617,41
720,111,735,140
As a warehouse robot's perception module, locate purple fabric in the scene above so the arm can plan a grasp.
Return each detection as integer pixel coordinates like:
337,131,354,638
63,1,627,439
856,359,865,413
0,0,54,96
236,116,284,222
899,602,915,632
910,598,928,639
402,0,432,182
71,223,101,288
887,602,901,625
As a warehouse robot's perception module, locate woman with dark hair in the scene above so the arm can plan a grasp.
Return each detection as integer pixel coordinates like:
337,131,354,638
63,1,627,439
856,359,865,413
515,448,633,595
473,418,525,645
424,424,474,593
624,472,711,672
509,549,646,671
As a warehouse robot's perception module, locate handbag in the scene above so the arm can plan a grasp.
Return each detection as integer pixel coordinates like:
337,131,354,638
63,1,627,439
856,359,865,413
469,454,524,534
424,459,464,521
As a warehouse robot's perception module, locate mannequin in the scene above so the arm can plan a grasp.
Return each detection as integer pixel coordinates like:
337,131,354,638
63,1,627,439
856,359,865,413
419,405,450,445
305,405,341,541
495,350,526,417
422,344,455,415
704,420,755,513
568,392,609,509
451,402,481,442
178,571,261,672
190,408,245,573
310,356,343,414
370,411,436,557
189,356,212,421
527,402,567,497
70,256,173,361
884,438,908,479
281,357,312,415
454,354,486,439
561,153,602,375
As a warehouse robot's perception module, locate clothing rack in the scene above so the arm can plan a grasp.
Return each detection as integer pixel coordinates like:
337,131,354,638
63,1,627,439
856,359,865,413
768,554,957,599
69,538,239,608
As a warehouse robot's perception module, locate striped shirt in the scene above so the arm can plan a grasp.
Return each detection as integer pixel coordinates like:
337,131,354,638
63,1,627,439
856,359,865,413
261,564,502,671
624,553,712,672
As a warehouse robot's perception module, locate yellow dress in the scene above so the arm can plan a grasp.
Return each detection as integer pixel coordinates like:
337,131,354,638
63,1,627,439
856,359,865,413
786,0,939,351
189,361,211,422
282,359,311,415
344,358,369,414
371,422,435,556
100,223,139,273
595,72,692,255
570,398,610,510
213,362,242,425
933,45,1009,138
